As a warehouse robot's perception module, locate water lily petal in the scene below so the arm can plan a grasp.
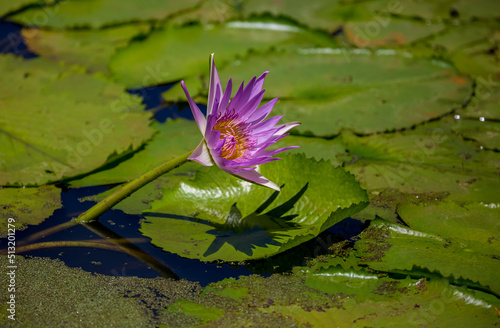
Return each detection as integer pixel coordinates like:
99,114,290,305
188,139,214,166
251,115,285,134
248,98,279,123
181,80,206,134
217,78,233,114
238,90,265,120
207,53,223,116
228,76,256,113
184,54,298,191
275,122,301,135
230,168,280,191
250,71,269,99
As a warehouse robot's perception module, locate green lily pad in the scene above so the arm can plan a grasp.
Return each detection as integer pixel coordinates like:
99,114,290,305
0,185,61,237
367,0,500,21
22,24,151,74
167,300,224,324
169,0,242,25
240,0,372,33
427,24,493,54
364,0,455,21
70,119,201,187
452,119,500,150
448,0,500,20
303,266,416,299
355,219,500,296
200,269,499,327
397,202,500,254
141,153,368,261
268,135,346,167
451,39,500,79
0,0,42,17
166,50,472,135
344,19,444,48
8,0,202,28
76,120,346,214
75,119,203,215
109,22,337,88
341,127,500,221
457,86,500,120
263,278,500,327
0,54,154,186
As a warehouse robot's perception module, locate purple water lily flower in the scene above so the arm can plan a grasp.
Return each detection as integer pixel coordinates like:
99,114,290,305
181,54,300,191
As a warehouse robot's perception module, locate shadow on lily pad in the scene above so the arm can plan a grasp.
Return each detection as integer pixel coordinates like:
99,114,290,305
144,183,308,257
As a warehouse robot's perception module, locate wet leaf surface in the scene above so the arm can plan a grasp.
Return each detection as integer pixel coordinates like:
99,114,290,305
166,50,472,135
109,22,336,88
141,154,368,261
0,54,155,186
8,0,202,28
1,0,500,325
22,24,151,74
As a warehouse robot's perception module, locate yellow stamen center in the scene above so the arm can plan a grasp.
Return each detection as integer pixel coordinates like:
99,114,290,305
213,118,251,160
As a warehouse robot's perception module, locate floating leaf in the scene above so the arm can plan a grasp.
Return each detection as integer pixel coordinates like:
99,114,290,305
200,267,500,327
452,119,500,150
364,0,454,21
109,22,337,88
457,87,500,120
367,0,500,21
0,185,61,236
70,119,200,187
451,39,500,79
21,24,151,74
355,219,500,295
169,0,241,25
240,0,372,33
141,153,368,261
448,0,500,20
427,24,493,54
8,0,202,28
0,0,41,17
269,135,346,166
344,19,444,48
341,127,500,221
75,119,203,215
263,278,500,327
167,300,224,324
166,50,472,135
397,202,500,254
0,54,154,186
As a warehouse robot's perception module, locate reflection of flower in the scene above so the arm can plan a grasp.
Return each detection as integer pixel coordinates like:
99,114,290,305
181,54,299,191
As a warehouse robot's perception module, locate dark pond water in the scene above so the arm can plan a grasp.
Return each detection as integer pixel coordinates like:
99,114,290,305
0,20,366,286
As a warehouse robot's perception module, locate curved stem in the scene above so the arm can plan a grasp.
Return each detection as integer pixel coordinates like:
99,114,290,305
83,221,179,280
8,240,124,254
75,151,193,223
19,220,77,246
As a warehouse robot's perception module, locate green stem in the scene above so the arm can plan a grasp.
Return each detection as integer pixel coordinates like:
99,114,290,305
75,150,193,223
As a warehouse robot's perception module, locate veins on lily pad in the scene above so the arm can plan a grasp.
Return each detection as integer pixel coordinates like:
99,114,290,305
145,183,308,257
